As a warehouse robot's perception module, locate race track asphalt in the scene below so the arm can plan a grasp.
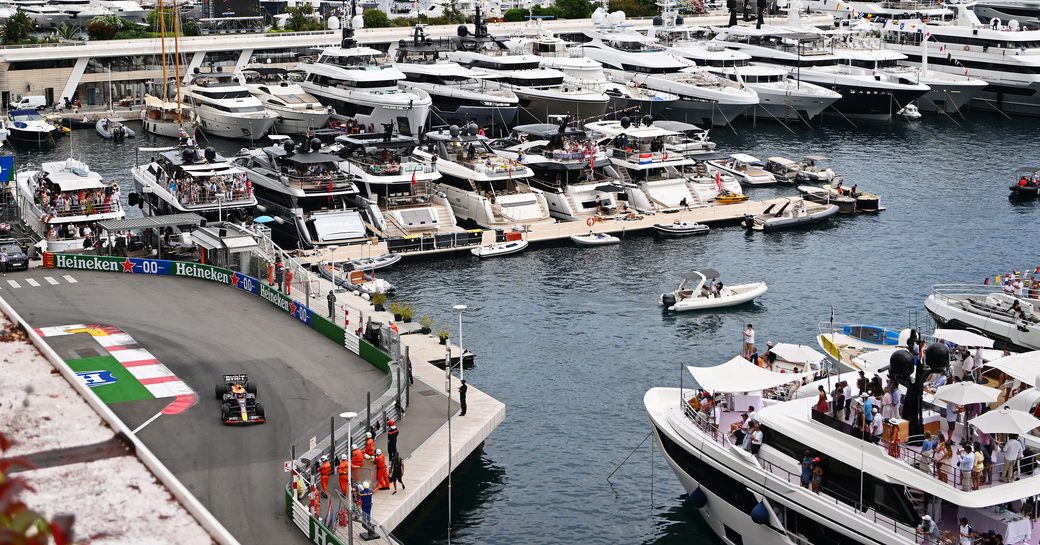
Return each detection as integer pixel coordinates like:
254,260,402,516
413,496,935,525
0,269,389,545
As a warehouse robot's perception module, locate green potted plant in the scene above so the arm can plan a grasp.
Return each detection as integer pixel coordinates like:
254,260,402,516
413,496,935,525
400,304,415,323
419,315,434,335
389,302,403,322
370,292,387,312
437,328,450,345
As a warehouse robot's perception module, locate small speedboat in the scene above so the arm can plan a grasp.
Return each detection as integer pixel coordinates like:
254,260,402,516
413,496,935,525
795,156,840,184
652,221,709,237
709,153,777,186
897,104,922,120
318,261,395,294
471,239,528,258
765,156,800,184
571,232,621,246
660,269,767,312
798,185,857,214
1009,168,1040,200
347,253,402,271
714,191,748,205
742,198,839,231
96,118,136,140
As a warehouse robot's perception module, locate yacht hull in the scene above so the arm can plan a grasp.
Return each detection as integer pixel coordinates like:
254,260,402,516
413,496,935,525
818,84,928,121
661,99,752,127
924,293,1040,352
747,85,838,122
915,82,987,114
197,110,275,140
141,118,198,139
429,104,518,135
514,91,608,124
271,108,331,135
7,128,56,149
970,83,1040,116
311,87,432,137
605,95,675,119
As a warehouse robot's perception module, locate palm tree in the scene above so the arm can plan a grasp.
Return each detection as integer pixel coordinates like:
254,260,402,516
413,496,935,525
55,22,83,41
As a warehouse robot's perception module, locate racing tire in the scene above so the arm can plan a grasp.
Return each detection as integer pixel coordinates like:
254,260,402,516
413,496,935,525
246,382,257,396
221,403,231,422
255,402,265,419
215,383,225,400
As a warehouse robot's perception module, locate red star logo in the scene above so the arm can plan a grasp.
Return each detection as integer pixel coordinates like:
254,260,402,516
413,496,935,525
289,302,297,316
121,258,135,273
231,274,240,288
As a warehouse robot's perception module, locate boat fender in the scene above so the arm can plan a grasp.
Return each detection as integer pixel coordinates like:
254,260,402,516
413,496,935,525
586,217,596,227
310,138,321,152
641,115,653,127
661,293,677,308
750,501,769,524
204,147,217,162
685,487,707,508
620,116,631,129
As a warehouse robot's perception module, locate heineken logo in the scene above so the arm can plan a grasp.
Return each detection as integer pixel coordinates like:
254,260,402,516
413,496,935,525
260,283,292,312
55,254,121,272
174,262,232,285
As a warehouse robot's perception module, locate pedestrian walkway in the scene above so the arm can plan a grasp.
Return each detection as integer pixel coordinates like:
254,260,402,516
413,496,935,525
0,274,79,289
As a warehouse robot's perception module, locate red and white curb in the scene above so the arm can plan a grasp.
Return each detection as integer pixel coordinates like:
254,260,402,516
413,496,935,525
35,323,197,415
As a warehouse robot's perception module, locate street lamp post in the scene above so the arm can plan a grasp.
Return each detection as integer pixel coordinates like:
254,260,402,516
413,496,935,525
452,304,467,381
328,244,340,287
339,411,358,545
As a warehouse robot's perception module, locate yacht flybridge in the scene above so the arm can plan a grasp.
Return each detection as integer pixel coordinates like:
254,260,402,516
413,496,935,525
299,19,432,137
646,348,1040,545
447,6,610,125
131,145,257,222
568,16,759,126
233,138,368,249
412,125,554,229
393,25,519,133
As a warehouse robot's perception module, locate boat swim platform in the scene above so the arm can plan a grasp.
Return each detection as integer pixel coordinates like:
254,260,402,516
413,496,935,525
292,196,830,264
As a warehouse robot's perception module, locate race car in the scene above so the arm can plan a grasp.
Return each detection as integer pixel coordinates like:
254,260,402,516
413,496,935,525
215,373,266,425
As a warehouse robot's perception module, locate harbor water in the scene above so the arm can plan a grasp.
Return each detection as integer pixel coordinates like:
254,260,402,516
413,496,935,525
15,112,1039,544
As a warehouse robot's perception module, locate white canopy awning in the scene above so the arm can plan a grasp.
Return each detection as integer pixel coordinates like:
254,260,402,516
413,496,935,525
988,351,1040,386
144,94,182,111
771,343,827,367
932,328,995,348
850,348,904,373
687,356,815,393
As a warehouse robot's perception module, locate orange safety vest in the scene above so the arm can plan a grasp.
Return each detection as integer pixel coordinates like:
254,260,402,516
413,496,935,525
337,460,350,476
365,438,375,456
351,448,364,469
375,454,387,472
319,461,332,477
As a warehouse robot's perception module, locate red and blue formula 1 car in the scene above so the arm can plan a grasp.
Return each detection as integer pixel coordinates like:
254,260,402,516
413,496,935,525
215,373,266,425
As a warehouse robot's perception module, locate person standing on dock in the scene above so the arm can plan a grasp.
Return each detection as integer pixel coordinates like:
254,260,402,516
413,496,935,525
459,379,468,416
386,419,399,459
742,324,755,359
374,449,390,490
389,452,405,494
327,290,336,320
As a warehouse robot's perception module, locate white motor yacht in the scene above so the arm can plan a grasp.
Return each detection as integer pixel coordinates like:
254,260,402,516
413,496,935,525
447,7,609,125
326,131,465,239
873,4,1040,116
16,159,125,252
708,153,778,185
237,66,332,134
826,28,988,114
489,119,627,221
130,145,257,223
393,25,519,133
714,24,930,120
505,17,680,119
925,283,1040,351
411,125,554,229
6,109,58,149
568,11,759,126
298,23,432,137
233,138,368,249
645,13,842,121
183,68,276,140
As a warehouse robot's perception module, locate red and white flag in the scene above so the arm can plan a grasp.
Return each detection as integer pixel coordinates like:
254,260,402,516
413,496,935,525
714,171,723,192
411,170,417,186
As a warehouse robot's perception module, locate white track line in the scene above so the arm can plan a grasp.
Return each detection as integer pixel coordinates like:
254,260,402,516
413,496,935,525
132,411,164,434
25,278,40,287
44,276,59,285
6,280,20,288
62,275,77,283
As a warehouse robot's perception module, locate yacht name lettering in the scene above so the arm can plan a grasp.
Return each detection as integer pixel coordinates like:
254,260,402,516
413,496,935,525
56,255,121,272
175,263,231,284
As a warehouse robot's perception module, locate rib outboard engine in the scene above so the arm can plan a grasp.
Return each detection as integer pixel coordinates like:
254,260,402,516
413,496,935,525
661,292,677,308
742,215,756,230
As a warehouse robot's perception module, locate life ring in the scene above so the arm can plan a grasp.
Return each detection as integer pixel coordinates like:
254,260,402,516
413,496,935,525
586,217,596,227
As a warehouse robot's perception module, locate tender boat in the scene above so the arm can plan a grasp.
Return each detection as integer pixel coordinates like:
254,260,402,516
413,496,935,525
708,153,777,186
570,232,621,246
471,239,529,258
318,261,395,294
346,253,402,272
652,221,709,237
765,156,801,183
659,269,767,311
1009,167,1040,199
741,198,839,231
925,283,1040,351
795,156,840,184
714,191,748,204
95,118,136,140
897,103,922,120
800,183,881,213
6,110,57,149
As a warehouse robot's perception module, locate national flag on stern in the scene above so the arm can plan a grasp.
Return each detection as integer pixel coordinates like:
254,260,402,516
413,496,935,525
411,170,417,186
327,179,334,203
714,171,723,192
0,155,13,183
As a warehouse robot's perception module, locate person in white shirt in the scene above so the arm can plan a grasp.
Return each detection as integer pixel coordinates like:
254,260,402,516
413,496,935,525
743,324,755,359
869,409,884,443
842,382,853,419
1001,434,1025,482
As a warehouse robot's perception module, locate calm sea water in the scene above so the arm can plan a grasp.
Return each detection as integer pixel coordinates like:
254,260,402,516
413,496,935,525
16,112,1039,544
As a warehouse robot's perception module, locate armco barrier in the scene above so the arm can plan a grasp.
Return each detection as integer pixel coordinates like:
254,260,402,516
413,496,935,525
43,253,391,371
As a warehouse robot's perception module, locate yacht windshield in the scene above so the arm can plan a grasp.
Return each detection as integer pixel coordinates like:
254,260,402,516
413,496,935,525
608,39,664,52
321,54,384,68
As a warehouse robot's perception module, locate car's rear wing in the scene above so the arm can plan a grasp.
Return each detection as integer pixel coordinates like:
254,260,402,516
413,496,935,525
222,373,248,383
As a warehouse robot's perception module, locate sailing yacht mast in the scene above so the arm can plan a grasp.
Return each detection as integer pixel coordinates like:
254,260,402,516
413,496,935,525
158,0,168,103
172,0,182,122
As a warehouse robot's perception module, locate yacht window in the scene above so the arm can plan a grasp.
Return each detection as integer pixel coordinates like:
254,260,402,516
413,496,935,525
506,76,564,87
267,99,287,107
195,89,252,100
321,54,382,68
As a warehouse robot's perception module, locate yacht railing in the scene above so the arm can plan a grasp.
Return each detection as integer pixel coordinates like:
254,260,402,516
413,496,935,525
177,189,254,208
41,201,122,218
